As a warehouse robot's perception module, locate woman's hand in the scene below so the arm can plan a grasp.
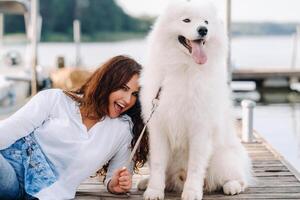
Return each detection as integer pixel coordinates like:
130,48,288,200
108,167,132,194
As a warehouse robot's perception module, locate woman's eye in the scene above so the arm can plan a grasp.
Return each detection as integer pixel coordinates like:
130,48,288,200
183,18,191,23
204,20,209,24
132,92,139,97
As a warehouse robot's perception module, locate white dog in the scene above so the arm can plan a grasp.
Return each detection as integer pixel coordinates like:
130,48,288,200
138,0,252,200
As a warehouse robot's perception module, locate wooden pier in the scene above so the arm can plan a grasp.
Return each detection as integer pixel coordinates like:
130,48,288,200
75,135,300,200
232,68,300,86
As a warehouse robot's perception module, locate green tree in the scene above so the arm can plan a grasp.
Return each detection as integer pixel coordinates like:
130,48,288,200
4,0,152,41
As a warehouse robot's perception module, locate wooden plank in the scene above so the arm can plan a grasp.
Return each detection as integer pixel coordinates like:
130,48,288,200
253,166,289,172
76,191,300,199
203,193,300,199
75,137,300,199
245,186,300,193
258,176,299,181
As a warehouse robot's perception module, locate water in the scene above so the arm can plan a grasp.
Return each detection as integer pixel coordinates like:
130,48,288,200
1,35,299,69
253,104,300,175
1,35,300,174
232,36,297,69
0,40,147,69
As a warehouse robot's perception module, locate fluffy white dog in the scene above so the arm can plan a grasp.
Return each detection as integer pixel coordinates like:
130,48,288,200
138,0,252,200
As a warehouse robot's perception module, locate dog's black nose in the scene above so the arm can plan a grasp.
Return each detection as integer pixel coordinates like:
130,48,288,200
197,26,208,37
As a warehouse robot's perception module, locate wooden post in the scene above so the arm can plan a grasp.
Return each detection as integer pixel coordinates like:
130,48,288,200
73,19,81,68
290,26,300,84
30,0,39,96
0,14,3,45
291,26,299,68
226,0,232,84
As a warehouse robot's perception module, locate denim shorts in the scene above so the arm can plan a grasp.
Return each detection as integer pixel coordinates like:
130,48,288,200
1,133,58,196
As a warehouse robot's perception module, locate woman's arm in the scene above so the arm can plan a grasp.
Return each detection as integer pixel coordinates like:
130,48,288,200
0,89,57,149
105,132,133,194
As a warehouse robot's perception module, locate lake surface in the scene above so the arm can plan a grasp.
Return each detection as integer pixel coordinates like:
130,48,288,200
253,104,300,175
1,35,299,70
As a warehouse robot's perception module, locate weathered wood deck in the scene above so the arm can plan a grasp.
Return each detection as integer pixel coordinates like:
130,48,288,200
75,136,300,200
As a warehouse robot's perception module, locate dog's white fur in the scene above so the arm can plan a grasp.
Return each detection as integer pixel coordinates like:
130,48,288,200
138,1,252,200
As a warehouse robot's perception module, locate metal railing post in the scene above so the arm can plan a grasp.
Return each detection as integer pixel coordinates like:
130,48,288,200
241,99,256,143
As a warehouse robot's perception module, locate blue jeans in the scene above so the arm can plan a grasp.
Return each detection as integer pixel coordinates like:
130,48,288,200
0,133,56,199
0,153,24,200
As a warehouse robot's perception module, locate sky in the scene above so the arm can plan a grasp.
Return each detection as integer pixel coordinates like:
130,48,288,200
117,0,300,23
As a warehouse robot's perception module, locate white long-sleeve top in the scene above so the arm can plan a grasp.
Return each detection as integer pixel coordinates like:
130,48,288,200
0,89,133,199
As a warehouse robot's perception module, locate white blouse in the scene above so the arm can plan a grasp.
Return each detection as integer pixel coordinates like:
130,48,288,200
0,89,133,199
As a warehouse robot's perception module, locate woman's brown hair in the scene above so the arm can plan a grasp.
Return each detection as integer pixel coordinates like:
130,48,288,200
64,55,148,173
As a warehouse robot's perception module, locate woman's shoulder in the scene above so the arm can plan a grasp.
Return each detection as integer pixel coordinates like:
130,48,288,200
36,88,68,104
108,115,133,136
120,114,133,129
119,114,132,123
37,88,63,96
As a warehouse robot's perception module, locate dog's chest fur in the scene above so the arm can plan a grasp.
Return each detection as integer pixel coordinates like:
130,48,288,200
155,65,218,151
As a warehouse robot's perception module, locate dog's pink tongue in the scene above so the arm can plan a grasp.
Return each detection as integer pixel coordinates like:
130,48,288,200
191,41,207,64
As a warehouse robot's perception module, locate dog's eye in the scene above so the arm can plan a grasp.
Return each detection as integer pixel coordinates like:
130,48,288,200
183,18,191,23
204,20,209,25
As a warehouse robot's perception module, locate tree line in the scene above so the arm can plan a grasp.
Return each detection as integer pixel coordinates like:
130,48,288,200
4,0,153,41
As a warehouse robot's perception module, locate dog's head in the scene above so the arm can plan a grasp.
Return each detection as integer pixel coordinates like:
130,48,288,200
154,0,225,65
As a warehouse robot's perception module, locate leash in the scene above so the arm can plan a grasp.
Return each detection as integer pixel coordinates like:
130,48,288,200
125,87,161,168
122,87,161,197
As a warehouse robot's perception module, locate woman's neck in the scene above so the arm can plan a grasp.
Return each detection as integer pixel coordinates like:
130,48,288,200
80,108,100,131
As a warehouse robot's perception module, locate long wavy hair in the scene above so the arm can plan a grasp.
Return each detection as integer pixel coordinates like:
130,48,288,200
64,55,148,174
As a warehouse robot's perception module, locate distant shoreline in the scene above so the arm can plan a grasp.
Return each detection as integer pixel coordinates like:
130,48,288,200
2,32,148,43
2,22,298,43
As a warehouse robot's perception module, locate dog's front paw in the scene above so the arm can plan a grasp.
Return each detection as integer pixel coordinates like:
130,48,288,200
143,187,164,200
223,180,244,195
181,188,203,200
138,178,149,191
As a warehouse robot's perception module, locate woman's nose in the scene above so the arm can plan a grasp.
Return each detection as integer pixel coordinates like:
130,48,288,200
124,93,131,104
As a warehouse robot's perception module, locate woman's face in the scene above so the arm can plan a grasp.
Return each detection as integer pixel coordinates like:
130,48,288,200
108,74,140,118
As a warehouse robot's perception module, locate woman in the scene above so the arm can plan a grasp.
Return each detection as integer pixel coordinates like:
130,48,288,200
0,55,148,200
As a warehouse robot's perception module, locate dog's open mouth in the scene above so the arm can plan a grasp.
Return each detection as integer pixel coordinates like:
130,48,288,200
178,35,207,65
